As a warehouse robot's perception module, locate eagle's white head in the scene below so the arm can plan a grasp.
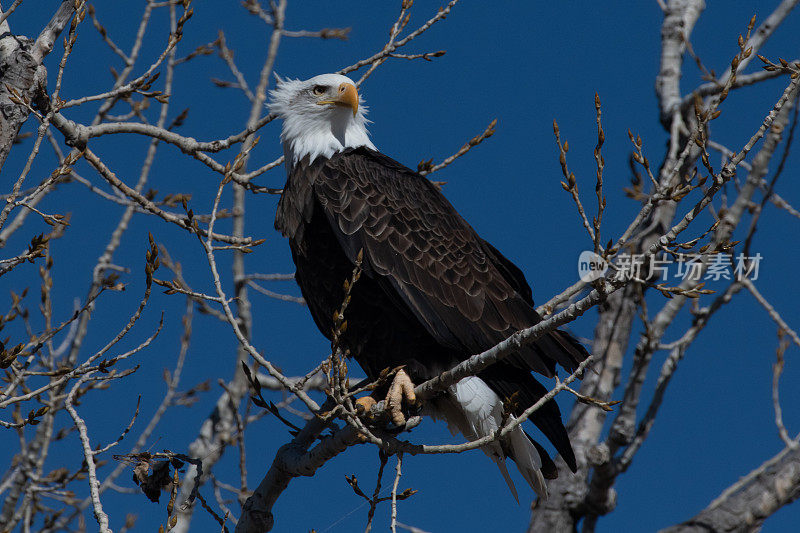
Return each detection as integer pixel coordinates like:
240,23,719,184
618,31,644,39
269,73,376,171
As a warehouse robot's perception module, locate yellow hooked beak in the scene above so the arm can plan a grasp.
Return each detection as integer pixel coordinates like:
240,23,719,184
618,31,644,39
318,83,359,117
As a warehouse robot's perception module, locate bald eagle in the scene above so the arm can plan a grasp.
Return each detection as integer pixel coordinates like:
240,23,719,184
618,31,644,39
270,73,589,500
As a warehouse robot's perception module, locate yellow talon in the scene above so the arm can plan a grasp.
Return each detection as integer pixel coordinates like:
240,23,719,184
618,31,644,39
355,395,378,414
386,368,416,427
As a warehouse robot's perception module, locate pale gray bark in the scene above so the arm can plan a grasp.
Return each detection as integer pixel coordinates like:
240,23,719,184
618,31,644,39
660,447,800,533
0,31,45,170
528,288,637,532
0,0,74,170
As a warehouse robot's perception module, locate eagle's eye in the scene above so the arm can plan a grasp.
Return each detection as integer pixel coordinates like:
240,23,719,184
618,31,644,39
311,85,327,96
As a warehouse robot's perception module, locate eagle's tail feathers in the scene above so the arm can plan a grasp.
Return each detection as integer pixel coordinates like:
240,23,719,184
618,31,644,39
428,375,548,500
493,456,520,504
507,424,548,499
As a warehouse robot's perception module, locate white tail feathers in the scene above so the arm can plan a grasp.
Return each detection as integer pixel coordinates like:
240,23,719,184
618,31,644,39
427,376,549,500
506,422,548,499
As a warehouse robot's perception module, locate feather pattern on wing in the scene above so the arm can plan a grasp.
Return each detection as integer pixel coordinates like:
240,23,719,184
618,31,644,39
312,148,586,377
277,147,589,478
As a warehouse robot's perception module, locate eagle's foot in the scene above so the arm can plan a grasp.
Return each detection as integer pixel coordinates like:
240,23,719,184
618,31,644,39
355,395,377,415
385,368,417,427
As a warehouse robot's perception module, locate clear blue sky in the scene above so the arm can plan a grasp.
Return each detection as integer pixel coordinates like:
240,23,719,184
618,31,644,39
4,1,800,531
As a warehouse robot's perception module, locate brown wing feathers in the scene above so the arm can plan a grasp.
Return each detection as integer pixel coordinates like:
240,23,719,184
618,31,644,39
291,146,589,469
317,147,587,369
